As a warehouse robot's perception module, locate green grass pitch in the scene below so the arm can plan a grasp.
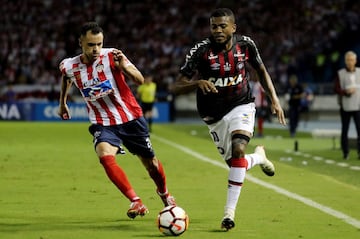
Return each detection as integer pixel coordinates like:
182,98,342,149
1,122,360,239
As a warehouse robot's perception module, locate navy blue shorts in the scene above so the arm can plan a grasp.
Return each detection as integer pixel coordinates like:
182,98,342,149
88,117,155,158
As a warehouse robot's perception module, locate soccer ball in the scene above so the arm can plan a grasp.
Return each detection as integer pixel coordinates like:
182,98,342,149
157,205,189,236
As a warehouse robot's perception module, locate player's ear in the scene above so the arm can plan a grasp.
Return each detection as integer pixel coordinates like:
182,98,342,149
78,38,82,47
232,23,237,33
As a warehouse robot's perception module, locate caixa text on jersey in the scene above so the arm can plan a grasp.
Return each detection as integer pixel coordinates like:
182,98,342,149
208,75,243,87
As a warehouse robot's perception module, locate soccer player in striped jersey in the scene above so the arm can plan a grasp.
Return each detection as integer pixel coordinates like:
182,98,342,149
58,22,175,219
173,8,286,230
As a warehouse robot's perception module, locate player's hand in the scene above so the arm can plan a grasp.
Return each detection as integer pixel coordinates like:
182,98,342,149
271,101,286,125
112,49,135,71
58,104,71,120
112,49,129,68
112,49,123,61
198,80,218,95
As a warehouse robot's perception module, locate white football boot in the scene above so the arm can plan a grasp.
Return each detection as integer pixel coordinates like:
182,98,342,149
255,145,275,176
221,207,235,231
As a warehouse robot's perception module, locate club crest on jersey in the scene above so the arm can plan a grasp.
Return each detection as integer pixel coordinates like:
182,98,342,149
236,62,244,71
96,64,104,72
208,74,243,87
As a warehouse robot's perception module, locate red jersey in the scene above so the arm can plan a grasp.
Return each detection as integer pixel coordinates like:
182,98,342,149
180,35,261,124
59,48,142,126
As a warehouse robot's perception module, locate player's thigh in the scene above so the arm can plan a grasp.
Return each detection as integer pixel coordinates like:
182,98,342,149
96,142,119,157
227,103,256,136
208,120,232,161
88,124,123,156
121,117,155,158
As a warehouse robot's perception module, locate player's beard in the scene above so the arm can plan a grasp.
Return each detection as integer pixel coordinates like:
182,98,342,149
212,35,232,49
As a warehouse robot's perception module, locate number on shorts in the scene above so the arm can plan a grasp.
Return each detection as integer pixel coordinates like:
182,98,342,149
210,131,219,142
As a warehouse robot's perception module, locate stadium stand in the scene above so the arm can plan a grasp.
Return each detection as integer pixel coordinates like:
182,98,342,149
0,0,359,111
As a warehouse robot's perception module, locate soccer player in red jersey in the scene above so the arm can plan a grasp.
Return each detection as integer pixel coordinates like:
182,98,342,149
173,8,286,230
58,22,175,219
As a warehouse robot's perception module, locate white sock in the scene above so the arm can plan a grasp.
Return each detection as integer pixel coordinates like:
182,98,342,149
225,166,246,213
245,153,263,170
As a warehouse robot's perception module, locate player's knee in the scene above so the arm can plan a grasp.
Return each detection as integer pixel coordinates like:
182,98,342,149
232,144,245,158
231,134,249,158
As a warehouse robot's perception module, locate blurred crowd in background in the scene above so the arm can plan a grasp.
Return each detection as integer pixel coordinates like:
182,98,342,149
0,0,360,102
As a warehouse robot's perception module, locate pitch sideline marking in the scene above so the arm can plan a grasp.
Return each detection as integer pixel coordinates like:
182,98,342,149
284,149,360,171
152,134,360,229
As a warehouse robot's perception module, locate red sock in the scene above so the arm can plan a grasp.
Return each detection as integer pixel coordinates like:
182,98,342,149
228,157,248,186
231,157,248,168
100,155,138,202
147,159,167,194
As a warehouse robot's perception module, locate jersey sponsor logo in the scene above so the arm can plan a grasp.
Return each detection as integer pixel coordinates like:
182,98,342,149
81,79,114,101
83,77,102,88
208,74,243,87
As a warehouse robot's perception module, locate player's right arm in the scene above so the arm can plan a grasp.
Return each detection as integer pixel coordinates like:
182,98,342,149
58,74,73,120
173,40,217,95
172,75,217,95
112,49,144,85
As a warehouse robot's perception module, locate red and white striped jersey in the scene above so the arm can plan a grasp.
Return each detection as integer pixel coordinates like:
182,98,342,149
59,48,143,125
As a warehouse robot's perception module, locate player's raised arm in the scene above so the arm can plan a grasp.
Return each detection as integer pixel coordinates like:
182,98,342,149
112,49,144,85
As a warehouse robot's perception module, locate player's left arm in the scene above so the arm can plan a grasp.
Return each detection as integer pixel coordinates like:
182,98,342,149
244,38,286,125
256,64,286,125
112,49,144,85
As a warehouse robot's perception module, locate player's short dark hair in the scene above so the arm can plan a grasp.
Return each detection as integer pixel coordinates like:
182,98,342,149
210,8,235,21
80,22,103,37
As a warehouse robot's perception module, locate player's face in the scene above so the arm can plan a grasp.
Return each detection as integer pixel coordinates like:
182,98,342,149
210,16,236,45
79,31,104,63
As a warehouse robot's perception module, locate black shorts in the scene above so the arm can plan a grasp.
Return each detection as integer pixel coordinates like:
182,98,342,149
88,117,155,158
141,102,154,113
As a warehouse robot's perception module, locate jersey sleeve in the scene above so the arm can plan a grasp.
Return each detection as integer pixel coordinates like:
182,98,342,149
241,36,264,70
179,39,209,79
59,59,67,75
